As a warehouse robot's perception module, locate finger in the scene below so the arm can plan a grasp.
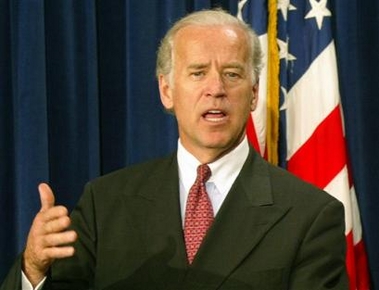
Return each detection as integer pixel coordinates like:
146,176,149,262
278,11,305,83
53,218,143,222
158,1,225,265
39,183,55,212
39,206,69,223
43,230,77,248
43,215,71,234
42,245,76,260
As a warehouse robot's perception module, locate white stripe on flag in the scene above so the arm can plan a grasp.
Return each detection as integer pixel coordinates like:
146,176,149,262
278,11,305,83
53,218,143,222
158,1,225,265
252,33,268,155
323,166,353,234
286,42,340,159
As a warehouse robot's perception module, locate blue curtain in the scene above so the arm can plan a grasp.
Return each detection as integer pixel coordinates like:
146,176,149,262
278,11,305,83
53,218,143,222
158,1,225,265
332,1,379,288
1,0,378,288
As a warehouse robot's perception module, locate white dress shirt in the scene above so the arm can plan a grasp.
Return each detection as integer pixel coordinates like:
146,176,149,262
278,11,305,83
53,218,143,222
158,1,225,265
177,136,249,224
22,271,45,290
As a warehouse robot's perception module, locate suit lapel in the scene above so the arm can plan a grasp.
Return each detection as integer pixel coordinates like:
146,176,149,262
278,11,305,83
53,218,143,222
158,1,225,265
136,155,189,281
186,149,291,288
124,150,291,289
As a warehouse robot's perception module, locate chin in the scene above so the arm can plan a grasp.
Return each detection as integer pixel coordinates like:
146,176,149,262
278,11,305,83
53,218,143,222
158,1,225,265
202,136,238,150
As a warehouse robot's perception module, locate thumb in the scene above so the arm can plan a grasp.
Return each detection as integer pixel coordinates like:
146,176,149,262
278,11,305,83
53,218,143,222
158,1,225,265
38,183,55,212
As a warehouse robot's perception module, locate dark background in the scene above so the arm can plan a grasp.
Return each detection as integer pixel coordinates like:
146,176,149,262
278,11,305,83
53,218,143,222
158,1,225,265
1,0,378,288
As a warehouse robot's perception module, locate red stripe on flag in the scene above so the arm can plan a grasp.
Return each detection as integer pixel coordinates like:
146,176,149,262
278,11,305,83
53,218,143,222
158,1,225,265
287,105,346,189
346,231,370,290
246,115,261,155
346,232,357,290
355,239,371,290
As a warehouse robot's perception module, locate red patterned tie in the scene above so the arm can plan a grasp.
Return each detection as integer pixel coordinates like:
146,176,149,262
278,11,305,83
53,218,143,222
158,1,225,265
184,164,213,264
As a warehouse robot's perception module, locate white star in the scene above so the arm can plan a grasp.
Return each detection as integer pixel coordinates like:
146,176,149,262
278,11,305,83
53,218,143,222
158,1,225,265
280,86,289,111
278,0,297,21
277,38,297,64
237,0,248,21
305,0,332,30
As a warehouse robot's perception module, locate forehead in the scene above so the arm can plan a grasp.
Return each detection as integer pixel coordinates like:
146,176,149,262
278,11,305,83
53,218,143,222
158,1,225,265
172,25,250,63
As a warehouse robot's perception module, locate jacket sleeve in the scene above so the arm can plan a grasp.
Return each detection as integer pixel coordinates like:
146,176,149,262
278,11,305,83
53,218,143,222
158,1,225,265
0,182,96,290
48,182,97,289
0,254,23,290
289,199,349,290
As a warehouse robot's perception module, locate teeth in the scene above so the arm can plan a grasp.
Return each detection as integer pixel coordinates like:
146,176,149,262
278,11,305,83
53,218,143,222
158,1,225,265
207,117,225,122
203,110,226,122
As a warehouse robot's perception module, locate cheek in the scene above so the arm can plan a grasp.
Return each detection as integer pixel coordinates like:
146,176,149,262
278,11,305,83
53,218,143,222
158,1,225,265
231,93,254,112
172,84,199,110
170,92,192,119
231,100,254,124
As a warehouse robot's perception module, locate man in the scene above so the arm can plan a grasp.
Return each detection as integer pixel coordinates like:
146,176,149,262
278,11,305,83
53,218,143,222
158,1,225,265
1,9,348,290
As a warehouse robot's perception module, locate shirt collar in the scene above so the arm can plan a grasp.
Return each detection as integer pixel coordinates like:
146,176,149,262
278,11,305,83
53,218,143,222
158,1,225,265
177,136,250,195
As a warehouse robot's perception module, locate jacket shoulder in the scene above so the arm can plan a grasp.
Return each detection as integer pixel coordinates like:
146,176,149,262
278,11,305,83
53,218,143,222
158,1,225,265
250,149,341,206
84,153,177,198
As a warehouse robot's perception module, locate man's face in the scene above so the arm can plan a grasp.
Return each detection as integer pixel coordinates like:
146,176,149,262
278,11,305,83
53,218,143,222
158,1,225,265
159,25,258,162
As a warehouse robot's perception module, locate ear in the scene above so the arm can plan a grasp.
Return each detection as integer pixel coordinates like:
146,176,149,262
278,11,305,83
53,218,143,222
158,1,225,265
158,74,174,111
250,82,259,111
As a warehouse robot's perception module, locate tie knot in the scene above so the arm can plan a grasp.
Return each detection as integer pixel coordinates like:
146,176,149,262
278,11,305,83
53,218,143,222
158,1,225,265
197,164,211,183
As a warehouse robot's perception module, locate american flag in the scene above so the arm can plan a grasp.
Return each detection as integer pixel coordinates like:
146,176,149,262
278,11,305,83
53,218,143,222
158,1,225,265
238,0,370,289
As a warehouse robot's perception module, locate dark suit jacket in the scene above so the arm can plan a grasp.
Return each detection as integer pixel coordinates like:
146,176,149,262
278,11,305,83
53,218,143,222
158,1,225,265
1,148,348,290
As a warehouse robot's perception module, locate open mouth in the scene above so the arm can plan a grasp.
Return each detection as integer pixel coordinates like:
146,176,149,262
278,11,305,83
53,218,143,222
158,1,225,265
202,110,227,122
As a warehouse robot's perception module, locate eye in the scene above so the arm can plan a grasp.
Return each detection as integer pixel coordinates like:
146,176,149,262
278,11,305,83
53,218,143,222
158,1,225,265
224,71,241,81
192,71,204,76
190,71,205,80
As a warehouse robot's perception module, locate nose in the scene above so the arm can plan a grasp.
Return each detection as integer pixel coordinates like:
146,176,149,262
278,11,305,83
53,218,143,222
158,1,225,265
204,73,226,98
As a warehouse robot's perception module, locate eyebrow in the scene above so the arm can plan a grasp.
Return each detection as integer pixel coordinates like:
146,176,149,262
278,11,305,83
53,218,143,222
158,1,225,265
186,62,245,70
187,63,209,70
221,62,245,71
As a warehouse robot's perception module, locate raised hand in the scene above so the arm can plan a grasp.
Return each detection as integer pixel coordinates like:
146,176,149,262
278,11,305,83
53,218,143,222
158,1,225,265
23,183,77,287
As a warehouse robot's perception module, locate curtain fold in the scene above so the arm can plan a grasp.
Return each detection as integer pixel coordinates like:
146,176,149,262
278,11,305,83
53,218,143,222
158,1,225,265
333,1,379,288
44,0,100,206
0,0,50,277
